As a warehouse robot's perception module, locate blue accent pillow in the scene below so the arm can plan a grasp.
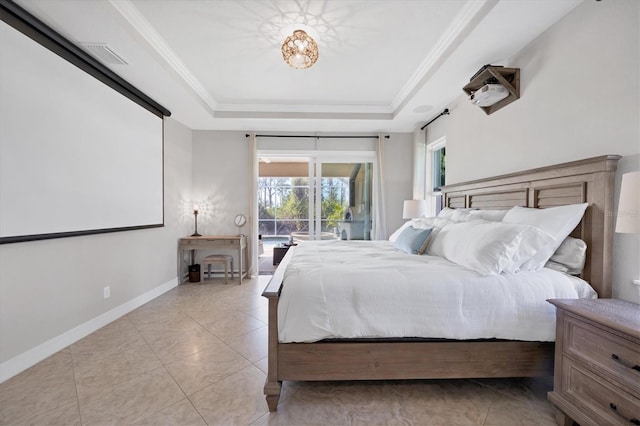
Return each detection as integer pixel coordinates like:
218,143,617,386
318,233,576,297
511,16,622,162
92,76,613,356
393,226,433,255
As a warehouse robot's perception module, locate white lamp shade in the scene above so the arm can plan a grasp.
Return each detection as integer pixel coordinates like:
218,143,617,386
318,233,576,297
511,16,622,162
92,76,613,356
403,199,427,219
615,171,640,234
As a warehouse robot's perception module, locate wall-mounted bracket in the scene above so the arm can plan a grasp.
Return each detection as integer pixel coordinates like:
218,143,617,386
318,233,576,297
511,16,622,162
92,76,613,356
463,65,520,115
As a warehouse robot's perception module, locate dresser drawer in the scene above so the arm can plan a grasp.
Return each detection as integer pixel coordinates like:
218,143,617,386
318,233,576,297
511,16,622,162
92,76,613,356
181,239,239,248
562,358,640,425
565,315,640,395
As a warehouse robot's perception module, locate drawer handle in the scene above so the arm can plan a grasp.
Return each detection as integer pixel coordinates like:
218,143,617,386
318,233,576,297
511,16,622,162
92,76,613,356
609,403,640,425
611,354,640,372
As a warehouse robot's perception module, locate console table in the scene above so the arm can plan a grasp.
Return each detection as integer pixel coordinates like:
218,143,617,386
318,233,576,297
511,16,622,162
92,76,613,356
178,235,247,284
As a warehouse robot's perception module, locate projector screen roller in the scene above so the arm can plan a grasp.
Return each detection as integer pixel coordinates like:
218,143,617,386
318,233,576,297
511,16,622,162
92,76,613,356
0,14,167,243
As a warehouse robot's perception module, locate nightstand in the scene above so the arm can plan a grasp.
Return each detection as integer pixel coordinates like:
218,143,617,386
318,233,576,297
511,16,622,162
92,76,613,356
547,299,640,426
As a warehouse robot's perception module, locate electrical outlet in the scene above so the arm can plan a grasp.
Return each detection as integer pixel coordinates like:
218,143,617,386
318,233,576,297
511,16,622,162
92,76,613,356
103,286,110,299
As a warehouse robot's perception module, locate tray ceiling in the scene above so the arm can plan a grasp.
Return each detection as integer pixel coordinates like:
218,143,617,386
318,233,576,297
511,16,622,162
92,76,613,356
14,0,581,132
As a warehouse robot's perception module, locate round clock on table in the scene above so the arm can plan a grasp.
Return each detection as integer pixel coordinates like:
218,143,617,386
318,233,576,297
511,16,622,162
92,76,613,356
234,213,247,235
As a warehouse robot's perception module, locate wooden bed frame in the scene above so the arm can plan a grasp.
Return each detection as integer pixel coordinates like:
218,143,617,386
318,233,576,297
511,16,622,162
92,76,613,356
261,155,620,411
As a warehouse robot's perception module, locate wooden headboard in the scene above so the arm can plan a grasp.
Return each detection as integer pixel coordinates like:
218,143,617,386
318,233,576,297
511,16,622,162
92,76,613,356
441,155,620,298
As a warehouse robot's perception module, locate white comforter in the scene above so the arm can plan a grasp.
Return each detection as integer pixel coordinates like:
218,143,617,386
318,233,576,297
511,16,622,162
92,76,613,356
277,240,596,343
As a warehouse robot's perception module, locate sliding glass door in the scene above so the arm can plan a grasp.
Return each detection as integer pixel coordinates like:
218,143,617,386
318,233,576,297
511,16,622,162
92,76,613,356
314,161,372,241
257,158,311,240
257,153,374,242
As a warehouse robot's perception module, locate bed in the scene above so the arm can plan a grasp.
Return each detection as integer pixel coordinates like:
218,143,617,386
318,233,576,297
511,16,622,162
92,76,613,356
261,155,620,411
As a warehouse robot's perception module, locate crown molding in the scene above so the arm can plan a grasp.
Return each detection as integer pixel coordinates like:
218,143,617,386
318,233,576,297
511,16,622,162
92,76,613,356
108,0,218,114
214,110,393,121
391,0,498,113
215,103,394,114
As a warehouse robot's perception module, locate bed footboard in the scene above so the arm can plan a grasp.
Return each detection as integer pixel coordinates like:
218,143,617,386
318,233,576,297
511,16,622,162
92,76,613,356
263,292,281,411
261,248,291,412
276,340,553,381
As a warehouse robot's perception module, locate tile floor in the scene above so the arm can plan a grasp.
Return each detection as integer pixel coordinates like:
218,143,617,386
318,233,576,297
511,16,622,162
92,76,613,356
0,276,559,425
258,252,276,275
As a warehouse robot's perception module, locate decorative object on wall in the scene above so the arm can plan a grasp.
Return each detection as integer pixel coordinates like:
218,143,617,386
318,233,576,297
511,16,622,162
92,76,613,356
191,205,202,237
463,65,520,115
234,213,247,235
402,200,427,219
281,29,318,69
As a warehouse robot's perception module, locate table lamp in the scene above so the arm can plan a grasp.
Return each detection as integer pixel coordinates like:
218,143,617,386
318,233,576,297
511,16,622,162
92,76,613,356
403,199,427,219
615,171,639,295
191,205,201,237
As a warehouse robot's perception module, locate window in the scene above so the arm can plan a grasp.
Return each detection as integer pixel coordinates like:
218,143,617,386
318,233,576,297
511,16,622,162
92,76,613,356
258,157,373,241
258,177,310,237
432,146,445,214
426,138,446,216
258,174,359,237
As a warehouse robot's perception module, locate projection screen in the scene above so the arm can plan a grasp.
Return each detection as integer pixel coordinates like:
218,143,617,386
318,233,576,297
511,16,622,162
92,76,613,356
0,4,170,244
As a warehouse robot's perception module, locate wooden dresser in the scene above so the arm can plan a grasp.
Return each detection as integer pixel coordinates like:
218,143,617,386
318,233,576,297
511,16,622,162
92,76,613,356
547,299,640,426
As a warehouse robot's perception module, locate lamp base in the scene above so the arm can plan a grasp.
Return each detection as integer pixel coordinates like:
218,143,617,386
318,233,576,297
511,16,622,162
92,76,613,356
191,232,202,237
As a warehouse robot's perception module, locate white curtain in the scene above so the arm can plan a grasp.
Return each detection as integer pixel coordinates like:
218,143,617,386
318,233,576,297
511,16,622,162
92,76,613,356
247,132,258,276
372,133,387,240
412,128,427,199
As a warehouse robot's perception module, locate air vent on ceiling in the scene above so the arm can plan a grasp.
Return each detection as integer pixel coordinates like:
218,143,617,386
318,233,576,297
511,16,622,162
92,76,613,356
81,43,127,65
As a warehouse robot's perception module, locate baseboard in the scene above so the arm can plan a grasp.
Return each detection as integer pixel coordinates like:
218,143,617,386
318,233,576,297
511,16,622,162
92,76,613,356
0,277,178,383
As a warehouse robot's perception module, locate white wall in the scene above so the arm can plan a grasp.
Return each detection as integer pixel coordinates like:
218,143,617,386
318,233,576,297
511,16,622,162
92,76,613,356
383,133,414,234
425,0,640,302
0,117,193,381
191,131,252,237
190,131,251,274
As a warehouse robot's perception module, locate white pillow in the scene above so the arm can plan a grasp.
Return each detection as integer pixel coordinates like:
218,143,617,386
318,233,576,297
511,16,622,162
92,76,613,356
389,217,453,242
467,209,508,222
436,207,455,219
450,209,476,222
442,208,507,223
502,203,588,271
411,217,455,253
427,220,554,276
437,207,472,220
547,237,587,274
411,216,453,229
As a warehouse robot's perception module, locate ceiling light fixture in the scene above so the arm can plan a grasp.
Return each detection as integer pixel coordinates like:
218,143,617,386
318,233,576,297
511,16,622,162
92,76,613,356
281,29,318,69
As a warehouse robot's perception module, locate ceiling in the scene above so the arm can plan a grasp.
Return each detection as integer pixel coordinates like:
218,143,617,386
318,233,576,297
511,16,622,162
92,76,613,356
15,0,582,133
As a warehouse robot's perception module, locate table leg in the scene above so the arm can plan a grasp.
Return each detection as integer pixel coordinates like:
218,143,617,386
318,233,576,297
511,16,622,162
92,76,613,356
239,245,243,284
178,247,182,284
